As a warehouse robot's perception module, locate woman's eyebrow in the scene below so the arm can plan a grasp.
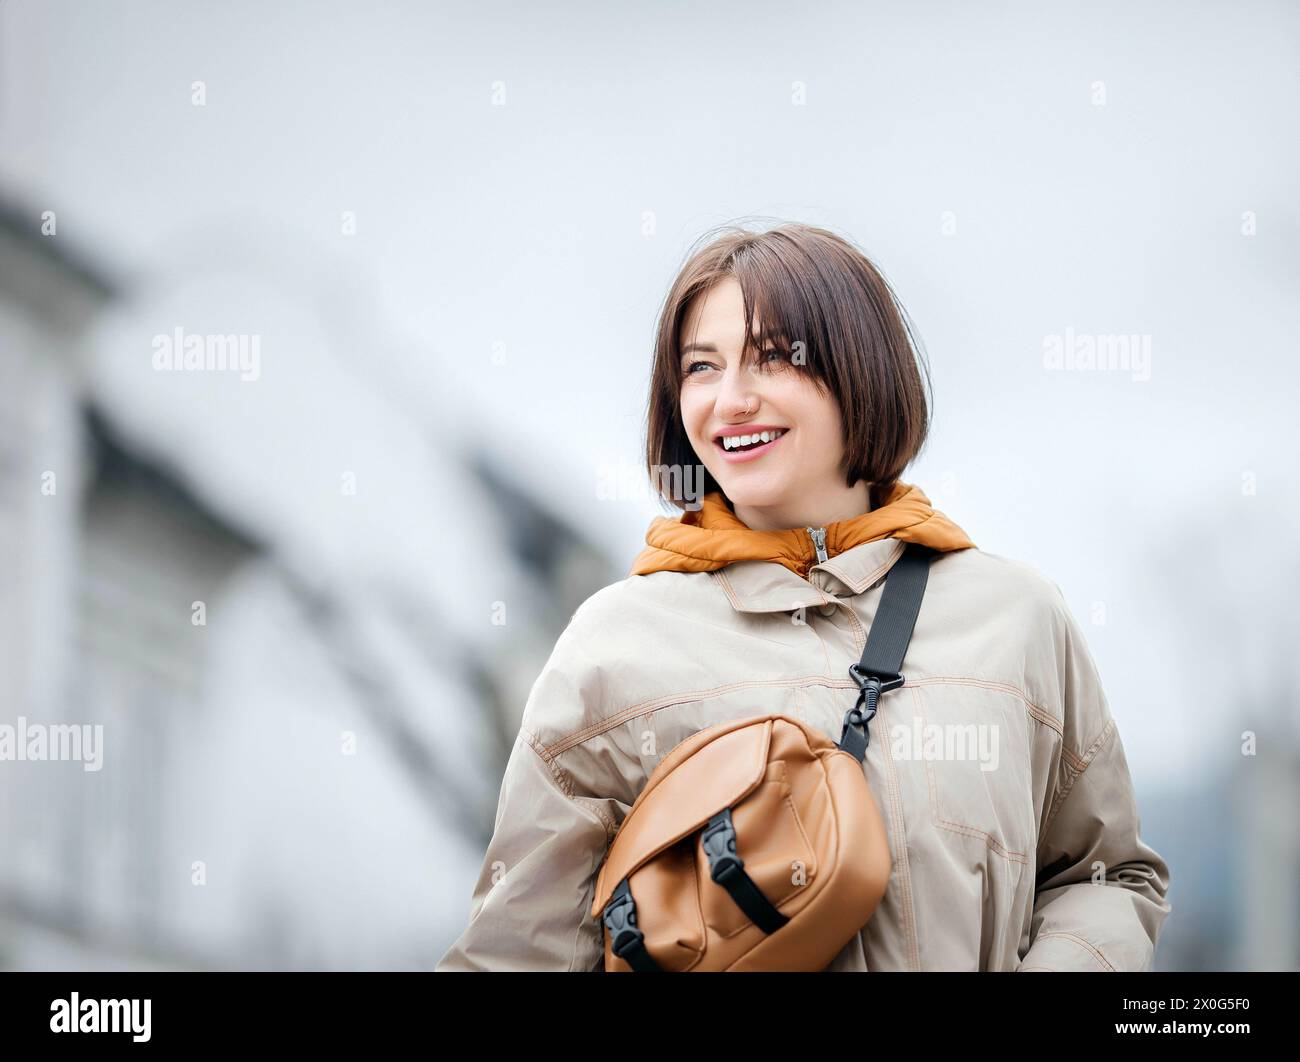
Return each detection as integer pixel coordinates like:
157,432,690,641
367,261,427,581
680,334,783,358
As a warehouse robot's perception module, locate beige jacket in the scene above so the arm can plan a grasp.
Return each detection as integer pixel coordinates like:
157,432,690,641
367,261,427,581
437,485,1172,971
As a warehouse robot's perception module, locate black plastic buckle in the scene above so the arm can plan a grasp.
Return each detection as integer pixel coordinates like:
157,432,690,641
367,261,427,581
602,878,645,959
701,808,743,884
848,662,905,695
840,664,906,753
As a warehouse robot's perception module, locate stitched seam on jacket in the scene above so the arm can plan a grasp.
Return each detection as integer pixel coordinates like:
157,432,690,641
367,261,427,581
1032,931,1116,971
841,540,906,593
1024,721,1121,974
520,728,617,972
876,696,921,970
545,676,853,755
914,686,1032,865
713,567,835,612
901,676,1062,737
542,674,1064,756
713,568,744,610
841,597,866,656
1027,717,1119,973
807,598,846,677
524,727,618,837
1038,717,1117,848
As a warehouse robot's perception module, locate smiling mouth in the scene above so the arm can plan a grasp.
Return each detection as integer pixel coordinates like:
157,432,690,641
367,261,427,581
714,427,790,461
714,428,789,453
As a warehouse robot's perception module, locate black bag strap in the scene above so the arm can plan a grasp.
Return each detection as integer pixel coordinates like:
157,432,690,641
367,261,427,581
837,542,936,763
701,808,790,934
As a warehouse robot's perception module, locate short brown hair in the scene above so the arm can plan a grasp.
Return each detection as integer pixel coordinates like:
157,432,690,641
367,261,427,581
644,219,932,511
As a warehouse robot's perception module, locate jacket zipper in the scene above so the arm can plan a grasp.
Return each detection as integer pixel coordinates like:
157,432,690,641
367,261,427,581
806,527,828,565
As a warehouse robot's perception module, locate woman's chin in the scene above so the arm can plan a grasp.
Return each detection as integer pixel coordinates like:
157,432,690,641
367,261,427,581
712,479,790,510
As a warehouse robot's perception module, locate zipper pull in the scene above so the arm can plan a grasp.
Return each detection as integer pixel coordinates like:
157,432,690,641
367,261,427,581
806,526,828,565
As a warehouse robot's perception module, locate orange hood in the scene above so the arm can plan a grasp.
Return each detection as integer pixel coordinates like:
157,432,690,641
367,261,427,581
629,481,976,578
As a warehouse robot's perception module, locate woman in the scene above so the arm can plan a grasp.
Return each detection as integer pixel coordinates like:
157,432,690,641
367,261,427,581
437,221,1172,972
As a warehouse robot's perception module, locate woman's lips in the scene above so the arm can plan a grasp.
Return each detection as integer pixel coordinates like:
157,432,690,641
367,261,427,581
715,430,790,463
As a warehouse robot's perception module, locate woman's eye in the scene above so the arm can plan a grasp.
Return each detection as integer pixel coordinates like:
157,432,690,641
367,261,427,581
682,351,787,376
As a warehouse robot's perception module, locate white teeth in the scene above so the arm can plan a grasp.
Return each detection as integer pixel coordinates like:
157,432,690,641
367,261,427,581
721,428,786,450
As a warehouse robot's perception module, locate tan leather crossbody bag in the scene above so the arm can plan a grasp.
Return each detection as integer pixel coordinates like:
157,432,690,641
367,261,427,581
590,543,935,972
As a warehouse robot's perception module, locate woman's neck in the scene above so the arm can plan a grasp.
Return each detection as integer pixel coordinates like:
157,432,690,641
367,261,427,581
730,480,873,532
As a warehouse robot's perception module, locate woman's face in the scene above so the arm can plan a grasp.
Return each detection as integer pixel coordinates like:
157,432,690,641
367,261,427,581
678,277,850,524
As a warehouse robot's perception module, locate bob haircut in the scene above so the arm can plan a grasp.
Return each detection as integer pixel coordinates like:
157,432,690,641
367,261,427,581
644,220,932,513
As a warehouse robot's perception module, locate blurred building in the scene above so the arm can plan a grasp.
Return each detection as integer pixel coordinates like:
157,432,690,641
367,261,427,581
0,197,620,969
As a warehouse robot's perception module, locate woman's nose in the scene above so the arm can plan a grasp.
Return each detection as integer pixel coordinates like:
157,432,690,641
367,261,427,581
716,370,760,417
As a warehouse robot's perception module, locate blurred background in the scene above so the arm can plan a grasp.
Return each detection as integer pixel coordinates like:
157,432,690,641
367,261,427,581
0,0,1296,971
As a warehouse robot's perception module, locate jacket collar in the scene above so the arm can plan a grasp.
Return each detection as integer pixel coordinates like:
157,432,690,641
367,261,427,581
713,537,910,614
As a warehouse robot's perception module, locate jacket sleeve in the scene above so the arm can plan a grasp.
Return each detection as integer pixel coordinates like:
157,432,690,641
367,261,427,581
434,725,614,972
1017,592,1172,972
